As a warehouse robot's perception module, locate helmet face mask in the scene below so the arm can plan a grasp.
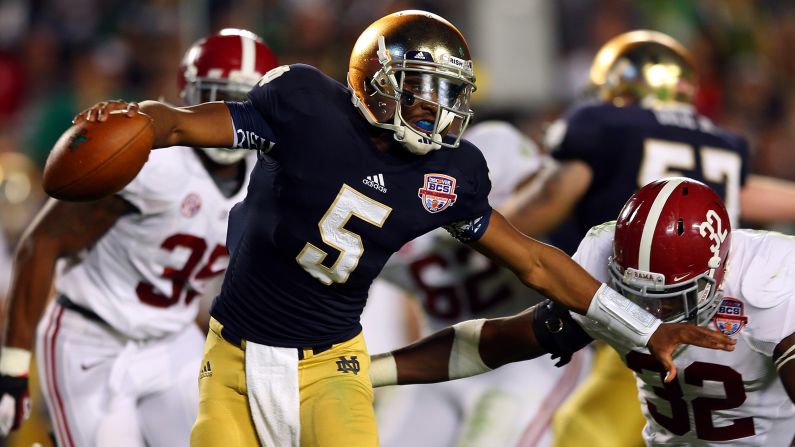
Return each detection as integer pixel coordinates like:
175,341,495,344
181,79,252,106
610,178,731,326
179,28,278,164
348,11,476,155
608,263,720,325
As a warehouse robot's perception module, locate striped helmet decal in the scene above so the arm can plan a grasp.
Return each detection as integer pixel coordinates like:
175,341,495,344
637,177,685,270
239,33,257,75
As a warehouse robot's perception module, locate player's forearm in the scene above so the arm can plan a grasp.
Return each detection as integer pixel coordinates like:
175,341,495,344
479,310,545,367
371,314,543,387
138,100,234,150
473,213,600,313
373,320,496,386
3,237,59,350
521,241,600,314
388,327,456,384
3,197,131,349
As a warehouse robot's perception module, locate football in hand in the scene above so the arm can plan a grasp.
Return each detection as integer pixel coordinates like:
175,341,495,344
43,111,154,201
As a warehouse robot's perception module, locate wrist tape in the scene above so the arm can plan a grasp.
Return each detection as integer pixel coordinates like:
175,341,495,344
0,348,31,376
369,353,397,387
586,283,662,347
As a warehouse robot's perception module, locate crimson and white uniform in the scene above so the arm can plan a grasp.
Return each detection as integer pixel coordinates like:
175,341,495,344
573,225,795,446
376,121,589,447
36,147,254,447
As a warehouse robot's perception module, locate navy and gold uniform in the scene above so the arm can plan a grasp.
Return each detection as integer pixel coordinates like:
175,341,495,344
547,101,749,255
192,64,492,446
547,101,749,447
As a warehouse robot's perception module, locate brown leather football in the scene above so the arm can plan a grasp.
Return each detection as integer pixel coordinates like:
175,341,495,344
43,111,154,201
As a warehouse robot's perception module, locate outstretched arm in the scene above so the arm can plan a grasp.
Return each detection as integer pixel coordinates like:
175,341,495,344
370,306,547,386
468,211,735,381
471,211,597,313
372,298,597,386
3,197,134,350
73,100,235,150
0,196,134,434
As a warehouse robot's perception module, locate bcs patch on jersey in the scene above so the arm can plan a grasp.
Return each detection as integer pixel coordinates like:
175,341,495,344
712,298,748,335
418,174,457,213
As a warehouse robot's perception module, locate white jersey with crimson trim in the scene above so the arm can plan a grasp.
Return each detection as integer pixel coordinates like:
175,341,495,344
572,224,795,446
56,147,254,340
380,121,551,329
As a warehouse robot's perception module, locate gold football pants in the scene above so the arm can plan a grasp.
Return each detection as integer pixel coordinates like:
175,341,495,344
191,318,377,447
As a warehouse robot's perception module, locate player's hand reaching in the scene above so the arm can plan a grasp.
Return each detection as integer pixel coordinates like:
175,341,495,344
647,323,736,383
73,100,140,124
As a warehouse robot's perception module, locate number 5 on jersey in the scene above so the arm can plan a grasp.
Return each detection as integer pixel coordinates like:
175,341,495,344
297,184,392,285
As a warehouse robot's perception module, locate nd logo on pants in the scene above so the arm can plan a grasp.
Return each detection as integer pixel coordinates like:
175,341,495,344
191,318,377,447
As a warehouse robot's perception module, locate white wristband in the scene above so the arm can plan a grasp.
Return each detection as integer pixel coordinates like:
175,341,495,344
449,319,491,380
369,352,398,387
586,284,662,347
0,347,32,376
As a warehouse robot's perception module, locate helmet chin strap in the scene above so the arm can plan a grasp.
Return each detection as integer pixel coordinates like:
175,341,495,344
391,103,460,155
392,113,440,155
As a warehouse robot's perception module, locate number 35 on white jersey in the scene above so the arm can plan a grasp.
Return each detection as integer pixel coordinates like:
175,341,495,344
56,147,254,339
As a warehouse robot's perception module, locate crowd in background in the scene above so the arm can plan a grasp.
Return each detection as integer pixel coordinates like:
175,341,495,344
2,0,795,247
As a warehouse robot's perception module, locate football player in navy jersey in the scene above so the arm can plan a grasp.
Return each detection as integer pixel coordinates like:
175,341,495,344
512,29,795,255
70,12,734,447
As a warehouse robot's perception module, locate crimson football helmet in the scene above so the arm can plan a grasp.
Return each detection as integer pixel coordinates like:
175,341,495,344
179,28,277,164
348,10,476,155
589,30,696,107
609,178,731,325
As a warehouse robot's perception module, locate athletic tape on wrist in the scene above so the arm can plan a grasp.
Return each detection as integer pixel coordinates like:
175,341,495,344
449,319,491,380
586,283,662,347
0,347,32,376
369,352,398,387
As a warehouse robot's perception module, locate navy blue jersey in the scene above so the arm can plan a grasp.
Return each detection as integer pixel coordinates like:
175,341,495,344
213,64,492,347
548,101,749,254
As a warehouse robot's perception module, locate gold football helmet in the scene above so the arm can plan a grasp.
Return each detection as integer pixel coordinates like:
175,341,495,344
348,10,476,154
589,30,696,107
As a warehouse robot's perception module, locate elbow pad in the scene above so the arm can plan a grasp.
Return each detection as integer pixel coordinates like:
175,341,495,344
532,299,593,367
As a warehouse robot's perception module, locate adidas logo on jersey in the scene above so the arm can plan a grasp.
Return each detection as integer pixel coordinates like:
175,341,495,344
199,361,212,379
363,174,387,193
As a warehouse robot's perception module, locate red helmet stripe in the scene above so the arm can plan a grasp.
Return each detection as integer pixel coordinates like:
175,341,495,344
638,178,684,270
